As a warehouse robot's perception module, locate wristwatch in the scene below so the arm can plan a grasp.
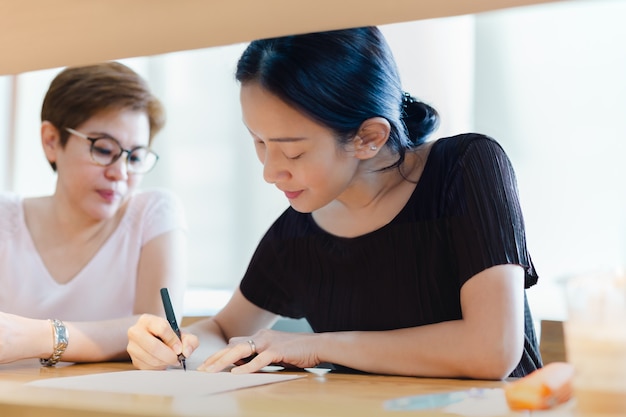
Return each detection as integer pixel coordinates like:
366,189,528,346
40,319,69,366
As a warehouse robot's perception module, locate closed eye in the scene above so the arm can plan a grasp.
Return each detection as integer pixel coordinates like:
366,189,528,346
93,146,114,157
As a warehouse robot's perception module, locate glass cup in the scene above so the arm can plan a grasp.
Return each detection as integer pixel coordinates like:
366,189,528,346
564,270,626,415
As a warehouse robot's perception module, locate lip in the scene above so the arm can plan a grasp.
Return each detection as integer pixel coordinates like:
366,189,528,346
97,189,120,203
283,190,303,200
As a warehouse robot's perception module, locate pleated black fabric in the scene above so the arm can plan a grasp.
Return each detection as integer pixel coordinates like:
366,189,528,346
240,133,542,377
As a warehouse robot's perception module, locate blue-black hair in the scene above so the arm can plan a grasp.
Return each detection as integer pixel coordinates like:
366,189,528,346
235,26,440,169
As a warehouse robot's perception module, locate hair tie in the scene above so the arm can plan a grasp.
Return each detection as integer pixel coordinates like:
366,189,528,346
401,92,416,117
402,92,416,106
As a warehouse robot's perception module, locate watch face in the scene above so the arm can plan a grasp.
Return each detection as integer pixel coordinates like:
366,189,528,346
56,324,69,343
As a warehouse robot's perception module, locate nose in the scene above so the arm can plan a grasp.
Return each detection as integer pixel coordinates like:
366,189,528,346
262,150,290,184
105,153,129,180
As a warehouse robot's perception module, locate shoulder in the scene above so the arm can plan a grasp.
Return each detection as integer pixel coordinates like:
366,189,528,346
128,188,184,214
0,192,22,239
0,192,22,217
130,188,181,205
430,133,506,158
0,192,20,207
124,188,187,229
427,133,512,175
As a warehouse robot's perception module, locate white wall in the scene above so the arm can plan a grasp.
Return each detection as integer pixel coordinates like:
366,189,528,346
0,76,13,190
475,0,626,319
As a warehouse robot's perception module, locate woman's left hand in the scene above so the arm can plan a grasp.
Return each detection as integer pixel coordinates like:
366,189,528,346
197,329,321,373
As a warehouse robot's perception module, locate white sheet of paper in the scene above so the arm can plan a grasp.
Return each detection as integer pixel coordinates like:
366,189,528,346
27,369,303,397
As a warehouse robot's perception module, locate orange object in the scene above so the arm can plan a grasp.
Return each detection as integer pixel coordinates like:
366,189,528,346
504,362,575,410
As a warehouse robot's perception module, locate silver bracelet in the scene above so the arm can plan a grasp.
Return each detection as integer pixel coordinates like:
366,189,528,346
40,319,69,367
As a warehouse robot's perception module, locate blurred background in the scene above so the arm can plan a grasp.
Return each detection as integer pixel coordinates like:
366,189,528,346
1,0,625,322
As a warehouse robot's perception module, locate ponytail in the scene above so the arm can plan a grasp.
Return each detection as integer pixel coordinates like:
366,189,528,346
401,92,440,147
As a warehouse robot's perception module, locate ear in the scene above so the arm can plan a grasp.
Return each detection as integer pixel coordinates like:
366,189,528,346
41,121,61,164
353,117,391,159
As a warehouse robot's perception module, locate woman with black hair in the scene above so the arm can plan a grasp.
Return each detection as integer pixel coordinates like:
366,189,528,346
128,26,542,379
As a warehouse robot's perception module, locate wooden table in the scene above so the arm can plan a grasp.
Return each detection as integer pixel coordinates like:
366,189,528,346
0,359,563,417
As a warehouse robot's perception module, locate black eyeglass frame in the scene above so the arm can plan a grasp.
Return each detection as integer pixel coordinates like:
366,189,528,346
65,127,159,174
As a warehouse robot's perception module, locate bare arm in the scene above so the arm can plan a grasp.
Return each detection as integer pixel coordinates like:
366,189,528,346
313,264,525,379
133,229,188,321
0,230,188,364
0,313,140,363
201,264,525,380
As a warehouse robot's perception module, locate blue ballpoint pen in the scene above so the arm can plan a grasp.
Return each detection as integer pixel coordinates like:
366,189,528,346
160,288,187,371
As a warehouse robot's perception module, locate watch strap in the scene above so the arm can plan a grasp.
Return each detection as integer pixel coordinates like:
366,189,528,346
40,319,69,366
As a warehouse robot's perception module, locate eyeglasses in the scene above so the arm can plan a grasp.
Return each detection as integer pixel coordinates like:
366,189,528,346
65,128,159,174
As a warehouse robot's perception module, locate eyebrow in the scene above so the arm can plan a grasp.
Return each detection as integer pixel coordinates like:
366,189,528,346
83,131,116,140
246,127,308,143
268,137,307,143
80,130,149,149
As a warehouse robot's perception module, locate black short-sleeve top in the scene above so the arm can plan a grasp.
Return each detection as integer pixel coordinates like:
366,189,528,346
240,133,542,377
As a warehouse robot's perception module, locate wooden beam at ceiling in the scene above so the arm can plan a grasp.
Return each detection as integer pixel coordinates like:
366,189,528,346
0,0,565,75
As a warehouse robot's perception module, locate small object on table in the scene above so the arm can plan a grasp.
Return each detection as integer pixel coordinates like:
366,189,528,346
504,362,574,410
304,367,331,376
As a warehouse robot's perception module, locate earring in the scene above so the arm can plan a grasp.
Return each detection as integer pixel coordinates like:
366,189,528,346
370,144,378,151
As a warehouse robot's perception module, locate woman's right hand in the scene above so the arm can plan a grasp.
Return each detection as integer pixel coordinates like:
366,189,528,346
127,314,199,370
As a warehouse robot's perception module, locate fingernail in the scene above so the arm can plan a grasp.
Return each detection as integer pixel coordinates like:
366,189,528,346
199,364,215,372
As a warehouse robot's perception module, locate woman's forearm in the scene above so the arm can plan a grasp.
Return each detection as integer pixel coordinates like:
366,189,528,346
53,316,141,363
315,318,521,380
